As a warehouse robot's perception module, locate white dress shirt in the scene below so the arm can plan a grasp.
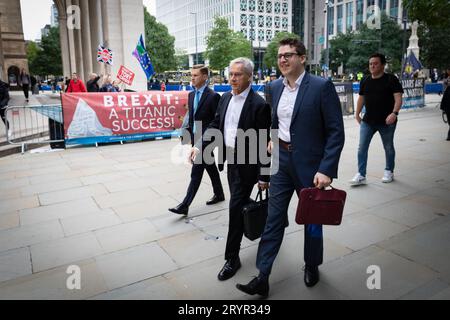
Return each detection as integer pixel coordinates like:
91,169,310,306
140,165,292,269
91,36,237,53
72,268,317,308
277,71,305,142
224,85,251,148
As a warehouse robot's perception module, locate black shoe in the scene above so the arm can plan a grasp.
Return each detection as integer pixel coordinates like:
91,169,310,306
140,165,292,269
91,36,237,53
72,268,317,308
217,257,241,281
304,265,319,287
236,276,269,298
168,204,188,216
206,194,225,205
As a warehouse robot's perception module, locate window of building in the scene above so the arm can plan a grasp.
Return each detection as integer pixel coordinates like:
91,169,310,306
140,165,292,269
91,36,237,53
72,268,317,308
266,15,272,28
380,0,387,11
249,28,256,40
274,1,281,14
257,0,264,13
337,4,343,33
282,17,288,29
258,15,264,27
258,29,264,41
356,0,363,28
390,0,399,18
346,2,353,31
266,29,273,41
328,6,334,35
249,0,256,12
274,16,281,28
240,14,247,26
282,2,288,15
266,1,272,13
249,14,256,27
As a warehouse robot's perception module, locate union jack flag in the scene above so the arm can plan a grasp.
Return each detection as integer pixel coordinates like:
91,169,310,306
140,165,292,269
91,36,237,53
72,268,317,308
97,45,113,65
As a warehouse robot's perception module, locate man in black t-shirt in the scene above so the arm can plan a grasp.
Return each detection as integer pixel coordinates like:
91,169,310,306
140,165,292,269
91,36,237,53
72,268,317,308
350,53,403,186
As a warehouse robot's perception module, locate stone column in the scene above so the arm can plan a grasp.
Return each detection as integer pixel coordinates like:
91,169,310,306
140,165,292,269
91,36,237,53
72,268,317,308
386,0,391,15
79,0,93,77
65,0,77,75
58,12,71,77
72,0,84,80
353,0,357,30
343,2,347,33
89,0,103,74
101,0,111,74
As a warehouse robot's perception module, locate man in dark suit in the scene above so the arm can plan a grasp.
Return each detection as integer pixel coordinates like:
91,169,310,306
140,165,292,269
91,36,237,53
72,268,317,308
191,58,271,281
237,38,345,297
169,65,225,216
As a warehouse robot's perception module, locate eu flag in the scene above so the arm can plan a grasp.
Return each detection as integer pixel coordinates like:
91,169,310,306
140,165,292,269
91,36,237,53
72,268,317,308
132,34,155,80
402,52,423,79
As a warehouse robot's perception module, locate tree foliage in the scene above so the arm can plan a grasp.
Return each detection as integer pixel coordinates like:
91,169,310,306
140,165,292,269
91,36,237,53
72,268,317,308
403,0,450,29
321,14,405,74
205,16,251,72
263,32,300,71
28,26,62,77
175,48,189,70
403,0,450,70
144,8,176,73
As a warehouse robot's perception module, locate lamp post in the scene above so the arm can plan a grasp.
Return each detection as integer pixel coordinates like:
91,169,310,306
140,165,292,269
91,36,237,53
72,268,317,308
190,12,198,65
324,0,332,79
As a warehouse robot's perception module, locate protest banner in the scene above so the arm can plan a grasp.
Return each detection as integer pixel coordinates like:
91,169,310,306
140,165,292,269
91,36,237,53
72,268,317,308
61,91,189,145
117,65,135,86
401,78,425,109
333,82,354,116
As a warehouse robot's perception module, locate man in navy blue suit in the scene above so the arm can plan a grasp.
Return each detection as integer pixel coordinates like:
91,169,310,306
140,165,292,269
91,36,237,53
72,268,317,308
237,38,345,297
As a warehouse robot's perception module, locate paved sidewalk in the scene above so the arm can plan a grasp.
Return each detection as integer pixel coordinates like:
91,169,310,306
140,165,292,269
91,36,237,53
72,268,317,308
0,95,449,300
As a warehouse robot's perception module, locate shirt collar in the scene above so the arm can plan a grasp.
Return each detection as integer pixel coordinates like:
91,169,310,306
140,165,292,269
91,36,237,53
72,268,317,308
231,83,251,98
194,83,207,94
283,71,305,90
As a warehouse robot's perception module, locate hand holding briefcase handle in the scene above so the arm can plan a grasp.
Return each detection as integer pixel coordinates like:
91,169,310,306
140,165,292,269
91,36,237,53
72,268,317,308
295,186,347,226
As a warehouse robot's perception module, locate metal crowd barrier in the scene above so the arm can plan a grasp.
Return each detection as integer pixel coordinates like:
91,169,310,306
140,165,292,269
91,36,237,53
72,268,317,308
4,104,65,154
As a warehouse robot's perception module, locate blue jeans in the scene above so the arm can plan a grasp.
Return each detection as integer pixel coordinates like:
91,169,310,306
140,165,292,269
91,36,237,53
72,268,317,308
358,121,397,177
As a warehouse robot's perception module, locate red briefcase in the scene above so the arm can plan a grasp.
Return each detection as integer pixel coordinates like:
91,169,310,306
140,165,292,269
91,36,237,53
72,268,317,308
295,186,347,225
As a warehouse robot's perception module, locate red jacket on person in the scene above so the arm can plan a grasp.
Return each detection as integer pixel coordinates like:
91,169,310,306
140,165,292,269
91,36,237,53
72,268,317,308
67,79,87,93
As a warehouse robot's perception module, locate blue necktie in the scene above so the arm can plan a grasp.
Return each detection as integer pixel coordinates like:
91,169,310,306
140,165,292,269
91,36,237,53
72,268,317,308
193,90,201,134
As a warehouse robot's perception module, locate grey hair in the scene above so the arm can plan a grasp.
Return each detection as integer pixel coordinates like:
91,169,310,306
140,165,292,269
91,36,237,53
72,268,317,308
229,57,254,77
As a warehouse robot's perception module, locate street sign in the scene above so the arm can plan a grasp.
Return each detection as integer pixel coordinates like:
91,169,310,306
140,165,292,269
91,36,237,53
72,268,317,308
116,65,135,86
319,36,325,45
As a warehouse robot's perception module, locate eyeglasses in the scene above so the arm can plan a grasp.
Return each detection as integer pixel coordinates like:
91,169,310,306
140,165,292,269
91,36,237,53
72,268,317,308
277,52,300,60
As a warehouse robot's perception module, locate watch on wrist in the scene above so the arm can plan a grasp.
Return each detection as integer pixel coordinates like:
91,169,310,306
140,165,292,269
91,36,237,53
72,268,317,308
393,111,399,116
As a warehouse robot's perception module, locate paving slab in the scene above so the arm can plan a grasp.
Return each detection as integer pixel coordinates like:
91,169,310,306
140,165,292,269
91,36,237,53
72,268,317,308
95,243,178,291
30,232,104,273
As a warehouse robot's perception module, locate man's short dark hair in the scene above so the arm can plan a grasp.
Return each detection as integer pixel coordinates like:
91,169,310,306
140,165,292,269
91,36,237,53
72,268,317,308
369,53,386,65
192,64,209,76
278,37,306,56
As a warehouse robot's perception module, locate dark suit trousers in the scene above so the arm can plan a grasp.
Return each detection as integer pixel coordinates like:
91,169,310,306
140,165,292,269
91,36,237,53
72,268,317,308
256,148,323,276
22,84,29,99
182,150,223,207
224,163,255,260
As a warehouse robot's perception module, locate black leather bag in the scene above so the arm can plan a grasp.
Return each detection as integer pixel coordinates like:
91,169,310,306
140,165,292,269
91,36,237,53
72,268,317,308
242,189,269,241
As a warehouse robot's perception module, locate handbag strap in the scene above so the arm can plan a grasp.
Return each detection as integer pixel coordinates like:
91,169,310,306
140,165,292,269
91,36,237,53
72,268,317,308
255,189,269,202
